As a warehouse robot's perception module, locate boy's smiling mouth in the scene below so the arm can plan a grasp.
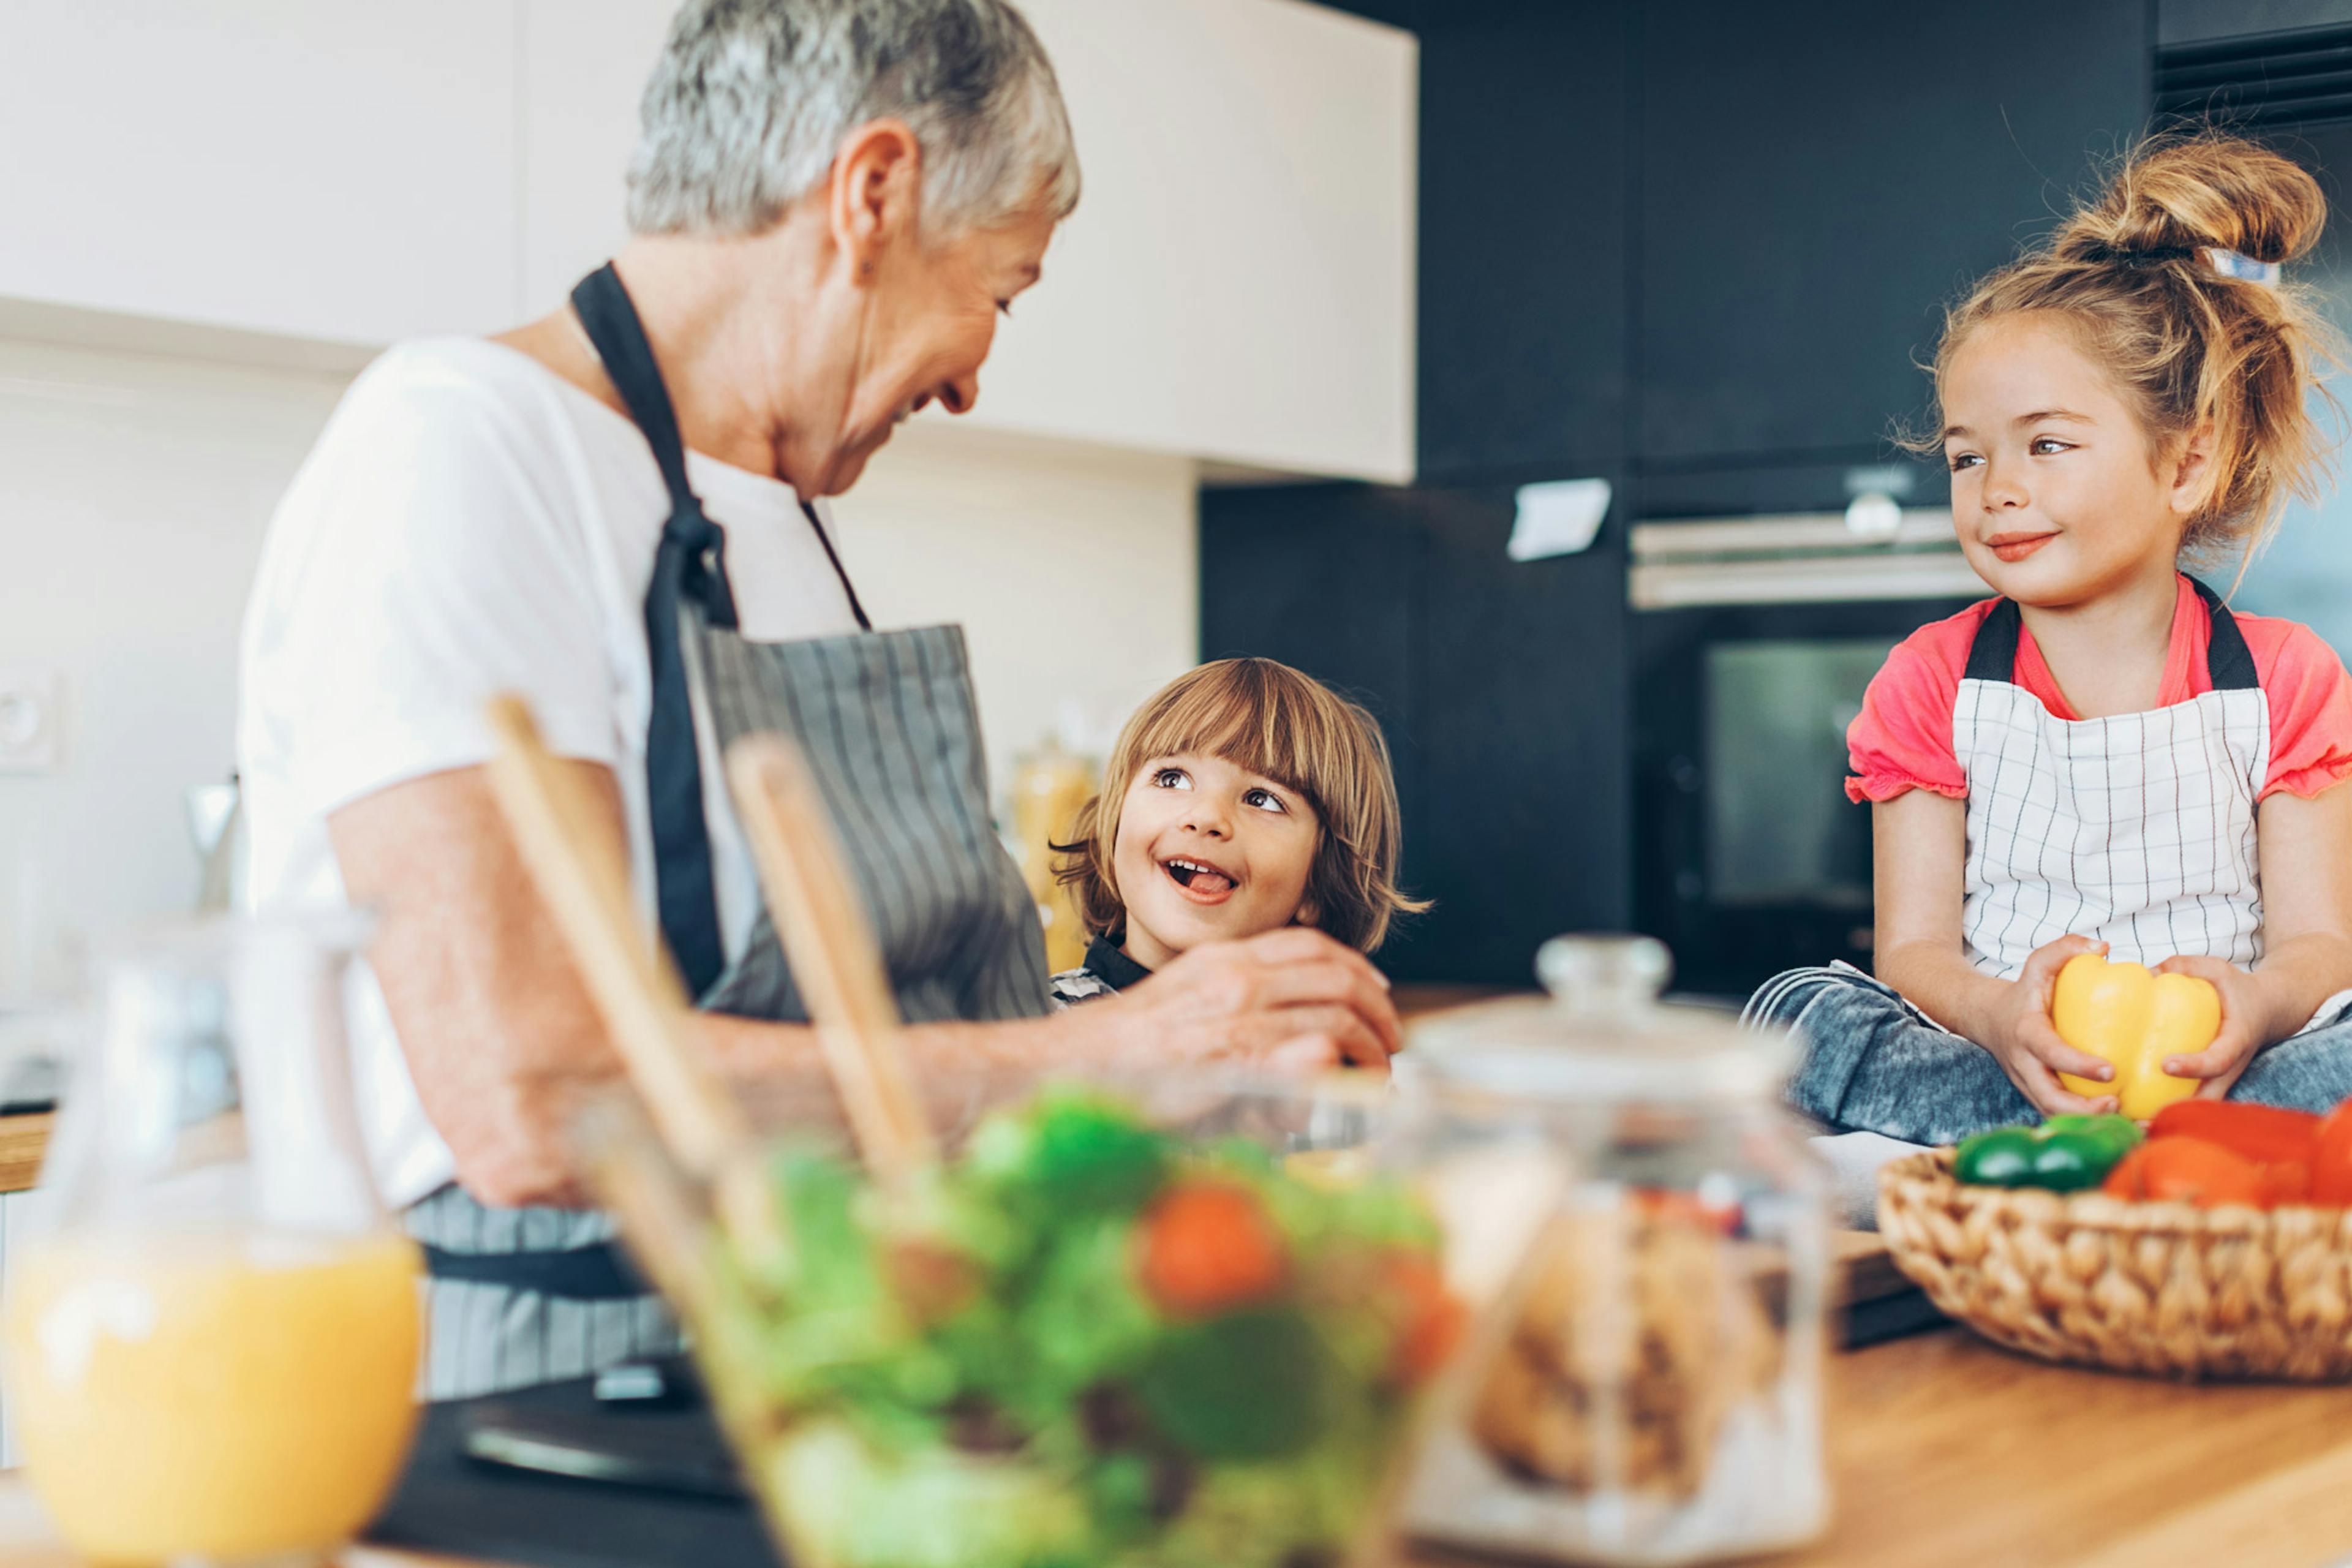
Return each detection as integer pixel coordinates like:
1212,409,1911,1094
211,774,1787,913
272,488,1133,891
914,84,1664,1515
1161,854,1240,903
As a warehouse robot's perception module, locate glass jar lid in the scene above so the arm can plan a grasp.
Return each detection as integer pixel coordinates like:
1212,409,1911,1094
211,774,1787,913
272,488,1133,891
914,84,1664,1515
1407,934,1793,1106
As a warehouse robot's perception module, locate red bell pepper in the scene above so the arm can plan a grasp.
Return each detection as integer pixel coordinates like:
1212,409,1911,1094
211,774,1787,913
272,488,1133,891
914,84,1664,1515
2312,1101,2352,1208
2146,1101,2321,1166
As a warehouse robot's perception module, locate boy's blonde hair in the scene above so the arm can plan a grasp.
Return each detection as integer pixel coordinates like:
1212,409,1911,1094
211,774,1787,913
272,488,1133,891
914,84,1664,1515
1053,658,1427,953
1922,129,2341,559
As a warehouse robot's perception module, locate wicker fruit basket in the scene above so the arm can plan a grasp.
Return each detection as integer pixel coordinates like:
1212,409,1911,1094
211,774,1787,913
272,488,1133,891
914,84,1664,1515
1877,1148,2352,1381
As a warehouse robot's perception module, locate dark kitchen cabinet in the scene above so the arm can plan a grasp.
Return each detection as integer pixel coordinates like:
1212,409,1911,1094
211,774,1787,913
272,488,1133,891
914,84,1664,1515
1407,484,1631,981
1200,480,1630,984
1416,2,1631,481
1635,0,2149,464
2160,0,2352,45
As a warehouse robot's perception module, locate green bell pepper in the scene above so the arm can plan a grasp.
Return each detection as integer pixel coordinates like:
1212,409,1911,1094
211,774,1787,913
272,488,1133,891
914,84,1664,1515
1953,1114,2143,1192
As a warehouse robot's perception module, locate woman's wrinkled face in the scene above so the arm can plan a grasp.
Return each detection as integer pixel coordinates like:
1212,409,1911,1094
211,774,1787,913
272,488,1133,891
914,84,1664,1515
1940,312,2204,606
1110,753,1322,971
801,203,1056,496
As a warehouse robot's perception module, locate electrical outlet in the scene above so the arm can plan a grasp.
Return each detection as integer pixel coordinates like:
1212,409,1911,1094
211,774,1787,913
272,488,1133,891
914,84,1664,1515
0,668,61,774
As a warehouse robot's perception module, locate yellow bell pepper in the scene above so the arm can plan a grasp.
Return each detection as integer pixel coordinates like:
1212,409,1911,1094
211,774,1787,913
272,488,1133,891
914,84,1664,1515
2051,953,2219,1120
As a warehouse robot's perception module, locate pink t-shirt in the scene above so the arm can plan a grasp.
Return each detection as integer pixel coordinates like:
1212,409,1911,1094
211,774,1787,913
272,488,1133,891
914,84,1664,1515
1847,575,2352,805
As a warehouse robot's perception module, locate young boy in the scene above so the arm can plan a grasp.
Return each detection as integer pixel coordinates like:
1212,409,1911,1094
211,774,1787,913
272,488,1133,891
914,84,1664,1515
1049,658,1423,1005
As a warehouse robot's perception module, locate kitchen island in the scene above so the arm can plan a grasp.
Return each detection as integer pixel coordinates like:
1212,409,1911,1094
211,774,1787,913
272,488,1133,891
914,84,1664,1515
0,1325,2345,1568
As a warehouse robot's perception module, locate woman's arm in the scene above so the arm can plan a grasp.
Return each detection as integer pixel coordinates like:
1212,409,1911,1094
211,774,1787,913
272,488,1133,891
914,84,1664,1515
2158,780,2352,1090
1869,790,2117,1115
333,761,1402,1208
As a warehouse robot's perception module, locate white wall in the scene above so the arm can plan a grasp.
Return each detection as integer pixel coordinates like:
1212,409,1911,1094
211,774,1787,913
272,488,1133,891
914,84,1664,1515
0,339,348,994
0,340,1193,992
833,418,1199,791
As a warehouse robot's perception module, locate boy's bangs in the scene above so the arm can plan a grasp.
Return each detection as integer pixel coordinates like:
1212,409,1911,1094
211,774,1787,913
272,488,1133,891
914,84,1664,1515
1130,668,1316,800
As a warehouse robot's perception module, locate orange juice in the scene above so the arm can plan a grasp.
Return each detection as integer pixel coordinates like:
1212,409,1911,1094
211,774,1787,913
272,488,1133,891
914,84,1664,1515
3,1229,423,1564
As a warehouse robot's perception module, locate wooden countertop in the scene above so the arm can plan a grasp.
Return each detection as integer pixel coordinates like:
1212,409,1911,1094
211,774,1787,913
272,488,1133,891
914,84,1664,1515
0,1324,2345,1567
0,1115,49,1198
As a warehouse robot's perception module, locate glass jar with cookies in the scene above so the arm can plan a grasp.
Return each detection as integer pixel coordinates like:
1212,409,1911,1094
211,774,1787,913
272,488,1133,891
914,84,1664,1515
1395,935,1828,1566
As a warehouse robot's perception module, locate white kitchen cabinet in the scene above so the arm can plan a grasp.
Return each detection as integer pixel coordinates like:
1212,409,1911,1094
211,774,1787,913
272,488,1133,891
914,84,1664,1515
985,0,1416,483
518,0,1416,483
0,0,1411,478
0,1,521,345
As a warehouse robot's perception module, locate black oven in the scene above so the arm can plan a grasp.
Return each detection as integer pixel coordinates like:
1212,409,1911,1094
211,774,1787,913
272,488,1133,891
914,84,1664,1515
1629,499,1977,1000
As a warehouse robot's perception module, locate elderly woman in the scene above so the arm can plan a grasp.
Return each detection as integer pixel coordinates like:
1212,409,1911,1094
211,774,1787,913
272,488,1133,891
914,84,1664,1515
238,0,1400,1398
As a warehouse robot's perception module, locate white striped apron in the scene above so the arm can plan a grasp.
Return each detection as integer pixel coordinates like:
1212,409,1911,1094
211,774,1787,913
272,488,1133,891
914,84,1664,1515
1955,579,2271,980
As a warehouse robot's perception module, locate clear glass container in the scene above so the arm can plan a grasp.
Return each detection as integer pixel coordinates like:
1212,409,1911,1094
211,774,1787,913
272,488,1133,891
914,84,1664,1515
1396,935,1829,1566
582,1068,1467,1568
1,913,424,1567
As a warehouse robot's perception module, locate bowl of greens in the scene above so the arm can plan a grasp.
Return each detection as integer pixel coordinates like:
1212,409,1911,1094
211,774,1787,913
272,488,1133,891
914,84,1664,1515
586,1071,1471,1568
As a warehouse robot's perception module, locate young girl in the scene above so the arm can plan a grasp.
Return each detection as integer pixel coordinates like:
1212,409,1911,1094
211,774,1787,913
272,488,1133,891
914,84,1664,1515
1747,133,2352,1145
1049,657,1424,1003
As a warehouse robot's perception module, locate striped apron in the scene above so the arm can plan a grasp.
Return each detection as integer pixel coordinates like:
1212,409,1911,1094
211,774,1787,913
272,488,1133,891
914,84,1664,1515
1956,576,2269,979
405,263,1051,1399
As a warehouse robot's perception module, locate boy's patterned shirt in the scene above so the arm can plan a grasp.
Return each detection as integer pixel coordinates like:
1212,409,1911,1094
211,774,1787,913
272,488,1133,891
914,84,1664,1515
1046,936,1152,1010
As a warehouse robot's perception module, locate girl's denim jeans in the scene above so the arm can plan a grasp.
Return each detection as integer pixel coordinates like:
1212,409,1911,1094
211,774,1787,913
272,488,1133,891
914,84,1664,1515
1743,963,2352,1143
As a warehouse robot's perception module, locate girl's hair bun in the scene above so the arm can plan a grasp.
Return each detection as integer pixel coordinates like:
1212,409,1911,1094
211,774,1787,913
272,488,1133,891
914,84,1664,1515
1926,127,2342,559
2058,130,2327,269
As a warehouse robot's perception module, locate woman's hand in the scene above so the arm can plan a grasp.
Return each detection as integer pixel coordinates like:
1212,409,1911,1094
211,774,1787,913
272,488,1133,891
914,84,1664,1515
1098,928,1403,1071
1979,935,2122,1117
2152,956,2274,1098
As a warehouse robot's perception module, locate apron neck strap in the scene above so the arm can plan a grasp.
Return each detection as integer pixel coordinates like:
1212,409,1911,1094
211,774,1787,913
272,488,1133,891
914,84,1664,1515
571,262,871,633
1964,576,2261,692
1963,599,2024,683
571,262,698,510
2185,576,2260,691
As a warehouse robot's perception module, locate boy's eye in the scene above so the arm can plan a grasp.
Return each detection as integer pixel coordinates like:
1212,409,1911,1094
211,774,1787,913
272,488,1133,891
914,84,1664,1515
1948,451,1982,472
1243,787,1287,813
2029,436,2073,456
1152,767,1191,790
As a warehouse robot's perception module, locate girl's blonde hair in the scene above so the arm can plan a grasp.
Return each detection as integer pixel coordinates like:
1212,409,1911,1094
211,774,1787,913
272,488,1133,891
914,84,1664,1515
1928,129,2341,556
1053,658,1427,954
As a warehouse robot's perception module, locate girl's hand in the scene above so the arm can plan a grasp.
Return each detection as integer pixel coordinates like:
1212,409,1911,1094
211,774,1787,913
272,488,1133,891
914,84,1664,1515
1981,935,2122,1116
1102,927,1403,1072
2152,956,2272,1098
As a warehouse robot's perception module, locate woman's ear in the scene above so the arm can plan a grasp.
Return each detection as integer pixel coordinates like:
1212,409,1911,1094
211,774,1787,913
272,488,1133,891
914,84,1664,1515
828,118,922,281
1293,899,1320,930
2168,420,2219,521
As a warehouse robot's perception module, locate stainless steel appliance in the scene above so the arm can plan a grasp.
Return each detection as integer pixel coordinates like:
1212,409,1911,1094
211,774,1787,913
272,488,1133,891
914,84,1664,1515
1630,507,1978,998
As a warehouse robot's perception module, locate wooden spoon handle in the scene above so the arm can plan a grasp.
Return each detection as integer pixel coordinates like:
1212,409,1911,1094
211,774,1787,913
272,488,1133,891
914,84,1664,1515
725,734,938,1179
483,695,750,1177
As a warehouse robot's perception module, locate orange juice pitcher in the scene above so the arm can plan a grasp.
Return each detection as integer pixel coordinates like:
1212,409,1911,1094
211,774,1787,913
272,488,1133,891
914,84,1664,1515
3,914,424,1566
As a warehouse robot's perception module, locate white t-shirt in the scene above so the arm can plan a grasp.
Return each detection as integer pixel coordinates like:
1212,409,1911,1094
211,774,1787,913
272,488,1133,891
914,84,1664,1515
238,338,861,1207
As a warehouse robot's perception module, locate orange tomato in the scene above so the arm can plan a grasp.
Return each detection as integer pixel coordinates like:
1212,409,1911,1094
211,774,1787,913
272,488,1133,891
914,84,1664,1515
1136,1183,1288,1317
2100,1136,2265,1208
1381,1254,1466,1389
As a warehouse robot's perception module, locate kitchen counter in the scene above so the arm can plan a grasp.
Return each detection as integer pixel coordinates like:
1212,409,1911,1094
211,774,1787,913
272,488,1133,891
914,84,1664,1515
0,1324,2345,1568
0,1116,50,1198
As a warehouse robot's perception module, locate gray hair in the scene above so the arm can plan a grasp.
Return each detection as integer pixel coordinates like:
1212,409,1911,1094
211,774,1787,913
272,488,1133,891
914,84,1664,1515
626,0,1080,239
